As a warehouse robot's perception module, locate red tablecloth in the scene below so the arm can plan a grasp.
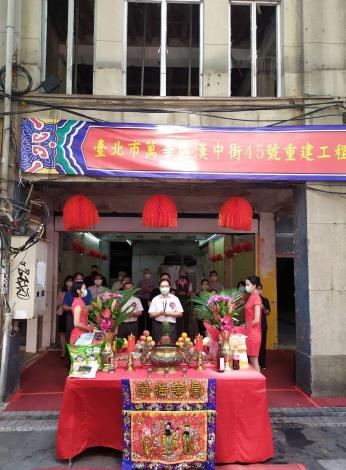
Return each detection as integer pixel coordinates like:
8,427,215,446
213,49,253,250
56,366,274,463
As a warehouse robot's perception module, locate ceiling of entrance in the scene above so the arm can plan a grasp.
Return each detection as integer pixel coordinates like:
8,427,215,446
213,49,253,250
94,232,225,242
35,179,295,214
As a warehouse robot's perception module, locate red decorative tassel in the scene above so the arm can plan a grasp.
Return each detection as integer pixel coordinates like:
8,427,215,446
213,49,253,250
142,194,177,228
218,197,253,231
63,194,100,231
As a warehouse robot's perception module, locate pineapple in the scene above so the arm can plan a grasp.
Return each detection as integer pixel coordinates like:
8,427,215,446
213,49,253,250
158,321,172,345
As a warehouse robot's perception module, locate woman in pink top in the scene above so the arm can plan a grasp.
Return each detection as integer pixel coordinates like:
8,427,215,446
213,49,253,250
244,275,262,372
70,282,94,345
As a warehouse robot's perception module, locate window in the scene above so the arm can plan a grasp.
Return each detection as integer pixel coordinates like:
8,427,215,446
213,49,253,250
44,0,95,94
126,0,202,96
230,1,280,97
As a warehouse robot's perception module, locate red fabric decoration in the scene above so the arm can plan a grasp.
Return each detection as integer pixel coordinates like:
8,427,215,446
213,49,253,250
63,194,100,231
142,194,177,227
102,254,108,261
225,248,234,258
209,254,223,262
72,240,85,254
218,197,253,231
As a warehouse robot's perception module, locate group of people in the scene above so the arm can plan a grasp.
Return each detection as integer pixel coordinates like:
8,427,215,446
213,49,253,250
56,265,270,372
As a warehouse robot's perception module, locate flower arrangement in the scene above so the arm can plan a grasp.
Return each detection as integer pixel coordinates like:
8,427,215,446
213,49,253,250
191,288,245,338
89,288,140,333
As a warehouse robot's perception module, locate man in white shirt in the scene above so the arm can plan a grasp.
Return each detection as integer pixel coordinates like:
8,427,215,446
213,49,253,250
118,281,143,339
149,279,184,343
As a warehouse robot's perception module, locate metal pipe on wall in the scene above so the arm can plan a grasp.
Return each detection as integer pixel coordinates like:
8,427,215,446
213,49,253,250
0,0,15,403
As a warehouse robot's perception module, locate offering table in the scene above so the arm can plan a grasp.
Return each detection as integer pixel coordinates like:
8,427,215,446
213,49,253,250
56,365,274,464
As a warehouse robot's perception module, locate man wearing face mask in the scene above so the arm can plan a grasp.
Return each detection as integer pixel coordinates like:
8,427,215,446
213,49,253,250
209,270,224,292
137,268,155,332
88,274,108,300
118,281,143,339
149,279,183,343
84,265,108,288
175,268,193,336
63,273,92,344
258,283,271,370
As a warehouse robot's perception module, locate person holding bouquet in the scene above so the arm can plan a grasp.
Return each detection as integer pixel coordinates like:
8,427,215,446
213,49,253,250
244,275,262,372
118,281,143,339
70,281,95,345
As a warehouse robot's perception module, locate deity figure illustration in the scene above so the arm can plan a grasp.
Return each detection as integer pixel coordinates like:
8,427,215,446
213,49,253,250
183,424,194,454
162,422,179,455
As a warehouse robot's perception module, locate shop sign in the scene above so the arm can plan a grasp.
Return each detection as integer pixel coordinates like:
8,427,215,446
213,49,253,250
20,118,346,180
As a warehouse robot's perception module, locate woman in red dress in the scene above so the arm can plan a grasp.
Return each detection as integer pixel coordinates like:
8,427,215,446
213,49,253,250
244,275,262,372
70,281,94,345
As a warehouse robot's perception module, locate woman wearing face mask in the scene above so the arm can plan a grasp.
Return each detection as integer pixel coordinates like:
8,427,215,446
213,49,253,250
244,275,262,372
88,274,107,300
149,279,184,344
70,281,95,345
64,273,92,345
56,275,73,358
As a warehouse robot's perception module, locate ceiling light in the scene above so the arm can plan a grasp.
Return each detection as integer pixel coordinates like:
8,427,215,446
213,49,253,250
84,232,100,243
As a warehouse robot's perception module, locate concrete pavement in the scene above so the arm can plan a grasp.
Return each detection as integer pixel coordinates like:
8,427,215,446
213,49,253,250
0,407,345,469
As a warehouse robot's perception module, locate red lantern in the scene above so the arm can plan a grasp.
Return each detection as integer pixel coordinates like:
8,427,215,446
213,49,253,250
142,194,177,228
63,194,100,231
218,197,253,231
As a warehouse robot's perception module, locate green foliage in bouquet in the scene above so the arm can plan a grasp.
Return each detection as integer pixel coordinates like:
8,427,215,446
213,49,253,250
88,288,141,333
190,288,245,331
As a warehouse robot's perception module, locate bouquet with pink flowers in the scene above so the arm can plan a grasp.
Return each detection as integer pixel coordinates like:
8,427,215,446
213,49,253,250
191,288,244,336
89,288,139,333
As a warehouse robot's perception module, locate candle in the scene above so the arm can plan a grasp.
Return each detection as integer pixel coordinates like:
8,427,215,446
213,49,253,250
195,334,203,352
128,334,136,353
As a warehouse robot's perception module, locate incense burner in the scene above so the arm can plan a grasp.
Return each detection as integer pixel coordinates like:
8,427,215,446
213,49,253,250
149,346,184,373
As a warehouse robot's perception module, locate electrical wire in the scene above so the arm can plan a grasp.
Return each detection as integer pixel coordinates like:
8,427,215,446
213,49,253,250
0,89,345,126
0,65,33,96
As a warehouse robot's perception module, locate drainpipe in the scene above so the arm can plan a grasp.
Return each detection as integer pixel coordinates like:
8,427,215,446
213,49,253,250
0,0,15,403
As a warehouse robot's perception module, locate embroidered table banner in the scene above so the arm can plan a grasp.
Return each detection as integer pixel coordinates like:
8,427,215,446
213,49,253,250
121,378,216,469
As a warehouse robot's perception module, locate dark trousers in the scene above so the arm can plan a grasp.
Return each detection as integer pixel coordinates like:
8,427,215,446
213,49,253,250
118,321,139,339
259,328,267,367
138,299,152,334
65,312,73,343
198,319,205,336
177,296,190,337
152,320,177,344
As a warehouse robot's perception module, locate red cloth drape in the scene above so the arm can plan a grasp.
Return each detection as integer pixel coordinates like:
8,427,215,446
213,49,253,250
56,367,273,463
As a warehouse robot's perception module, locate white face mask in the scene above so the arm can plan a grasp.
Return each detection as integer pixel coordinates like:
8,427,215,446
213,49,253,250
94,279,102,286
245,285,254,293
80,285,88,297
160,287,170,295
144,273,151,279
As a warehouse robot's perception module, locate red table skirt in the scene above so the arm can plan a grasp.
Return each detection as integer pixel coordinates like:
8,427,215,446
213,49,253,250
56,366,274,463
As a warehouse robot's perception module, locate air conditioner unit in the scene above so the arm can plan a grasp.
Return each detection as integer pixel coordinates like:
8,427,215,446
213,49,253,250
9,237,48,320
